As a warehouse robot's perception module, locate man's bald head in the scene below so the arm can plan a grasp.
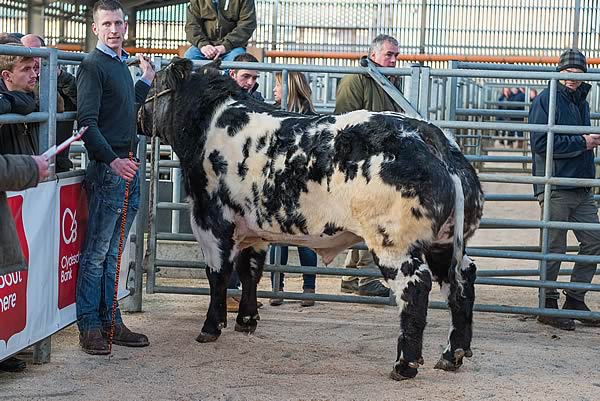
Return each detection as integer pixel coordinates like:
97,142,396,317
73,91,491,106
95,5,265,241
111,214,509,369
21,34,45,48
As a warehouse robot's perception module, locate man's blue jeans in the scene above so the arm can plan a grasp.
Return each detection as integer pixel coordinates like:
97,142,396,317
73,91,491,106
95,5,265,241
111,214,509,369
269,246,317,290
183,45,246,62
76,161,140,332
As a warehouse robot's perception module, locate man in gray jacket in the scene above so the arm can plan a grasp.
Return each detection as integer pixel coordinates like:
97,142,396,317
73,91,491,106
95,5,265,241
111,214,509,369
0,154,48,372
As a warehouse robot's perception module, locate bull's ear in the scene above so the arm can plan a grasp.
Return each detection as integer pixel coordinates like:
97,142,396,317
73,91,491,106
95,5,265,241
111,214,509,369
164,57,193,89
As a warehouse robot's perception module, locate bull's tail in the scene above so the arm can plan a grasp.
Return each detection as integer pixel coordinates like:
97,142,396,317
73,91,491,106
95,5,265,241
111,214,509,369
450,174,465,292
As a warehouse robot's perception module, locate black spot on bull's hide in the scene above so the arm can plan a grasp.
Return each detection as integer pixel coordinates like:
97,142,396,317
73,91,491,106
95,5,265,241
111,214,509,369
377,225,394,247
361,159,371,183
216,107,250,137
255,134,268,152
237,137,252,179
411,207,423,219
322,222,344,235
209,150,228,175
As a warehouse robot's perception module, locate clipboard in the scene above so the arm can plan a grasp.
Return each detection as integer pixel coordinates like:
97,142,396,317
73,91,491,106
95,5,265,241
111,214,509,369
41,126,88,161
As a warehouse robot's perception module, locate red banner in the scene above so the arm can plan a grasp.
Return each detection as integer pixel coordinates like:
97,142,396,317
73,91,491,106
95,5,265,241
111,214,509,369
58,183,88,310
0,196,28,343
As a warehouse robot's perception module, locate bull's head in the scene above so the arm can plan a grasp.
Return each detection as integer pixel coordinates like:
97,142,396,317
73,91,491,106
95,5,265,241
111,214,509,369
138,56,242,150
138,57,195,146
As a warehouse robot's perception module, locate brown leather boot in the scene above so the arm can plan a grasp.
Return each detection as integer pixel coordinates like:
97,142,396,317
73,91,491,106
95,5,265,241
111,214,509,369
537,298,575,331
80,328,110,355
104,324,149,347
301,288,316,307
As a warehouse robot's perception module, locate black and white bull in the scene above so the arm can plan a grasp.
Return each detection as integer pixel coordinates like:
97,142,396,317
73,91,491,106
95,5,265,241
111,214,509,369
138,58,484,380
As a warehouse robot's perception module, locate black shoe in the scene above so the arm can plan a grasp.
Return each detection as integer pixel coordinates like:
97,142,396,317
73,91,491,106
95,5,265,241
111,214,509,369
103,323,149,347
563,295,600,326
340,278,359,294
0,356,26,372
537,298,575,331
80,328,110,355
358,280,390,297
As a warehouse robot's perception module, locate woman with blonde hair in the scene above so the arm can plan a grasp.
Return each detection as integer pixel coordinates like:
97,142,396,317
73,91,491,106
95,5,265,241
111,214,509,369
273,71,316,115
269,71,318,307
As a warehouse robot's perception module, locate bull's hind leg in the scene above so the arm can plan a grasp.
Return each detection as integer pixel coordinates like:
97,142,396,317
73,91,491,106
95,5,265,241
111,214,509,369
376,250,432,380
434,254,477,371
234,245,267,334
196,262,233,343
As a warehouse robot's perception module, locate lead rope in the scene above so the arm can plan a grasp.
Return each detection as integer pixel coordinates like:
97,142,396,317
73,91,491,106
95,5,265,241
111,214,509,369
108,150,133,355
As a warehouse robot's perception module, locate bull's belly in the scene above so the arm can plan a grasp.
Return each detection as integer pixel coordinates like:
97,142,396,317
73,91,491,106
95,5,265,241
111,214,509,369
233,214,363,265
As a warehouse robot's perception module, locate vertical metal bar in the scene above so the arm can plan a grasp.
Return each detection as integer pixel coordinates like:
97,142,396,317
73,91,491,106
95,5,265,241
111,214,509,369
32,337,51,364
418,0,427,55
171,153,181,234
272,0,279,51
281,69,289,111
418,66,430,118
38,48,58,178
129,133,148,311
408,64,420,111
572,0,581,49
445,61,458,134
272,245,283,295
145,135,161,294
539,78,558,309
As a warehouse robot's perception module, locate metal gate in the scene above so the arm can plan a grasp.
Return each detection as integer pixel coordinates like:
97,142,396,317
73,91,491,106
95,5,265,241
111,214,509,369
140,57,600,322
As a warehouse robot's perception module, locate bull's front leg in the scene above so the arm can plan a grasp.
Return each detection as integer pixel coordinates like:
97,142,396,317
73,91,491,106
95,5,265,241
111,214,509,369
196,262,232,343
434,255,476,371
376,250,432,380
234,246,267,334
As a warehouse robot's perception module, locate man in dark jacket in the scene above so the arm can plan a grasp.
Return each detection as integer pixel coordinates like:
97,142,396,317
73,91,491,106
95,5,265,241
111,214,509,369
184,0,256,62
529,49,600,330
0,43,38,155
21,33,77,172
334,34,402,298
76,0,155,355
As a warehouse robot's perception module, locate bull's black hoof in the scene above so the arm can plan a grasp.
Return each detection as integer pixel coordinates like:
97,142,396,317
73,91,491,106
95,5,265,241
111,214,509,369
234,313,259,334
434,348,466,371
390,361,418,381
196,331,220,343
234,321,257,334
464,349,473,358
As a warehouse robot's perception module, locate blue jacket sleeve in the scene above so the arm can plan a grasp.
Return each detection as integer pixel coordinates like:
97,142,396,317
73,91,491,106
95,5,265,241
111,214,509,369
529,94,586,159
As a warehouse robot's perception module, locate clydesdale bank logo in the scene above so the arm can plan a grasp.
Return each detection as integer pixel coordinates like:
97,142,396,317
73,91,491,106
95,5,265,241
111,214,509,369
58,183,87,310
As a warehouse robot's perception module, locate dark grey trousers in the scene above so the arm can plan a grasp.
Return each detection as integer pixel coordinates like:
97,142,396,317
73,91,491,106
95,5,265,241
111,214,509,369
538,189,600,301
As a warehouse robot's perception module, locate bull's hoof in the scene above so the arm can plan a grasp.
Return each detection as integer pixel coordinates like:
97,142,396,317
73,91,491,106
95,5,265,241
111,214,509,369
464,349,473,358
195,331,220,343
434,348,466,371
234,321,257,334
234,314,258,334
390,360,418,381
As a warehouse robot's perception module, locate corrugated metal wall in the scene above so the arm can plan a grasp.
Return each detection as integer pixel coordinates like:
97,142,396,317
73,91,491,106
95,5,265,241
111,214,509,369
0,0,27,35
0,1,86,45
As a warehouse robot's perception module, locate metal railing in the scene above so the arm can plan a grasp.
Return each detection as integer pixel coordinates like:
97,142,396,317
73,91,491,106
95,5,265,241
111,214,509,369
2,43,600,352
142,57,600,322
